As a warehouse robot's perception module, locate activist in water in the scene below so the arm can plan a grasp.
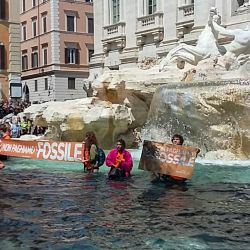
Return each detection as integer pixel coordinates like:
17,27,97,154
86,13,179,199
81,131,99,172
106,139,133,180
153,134,189,184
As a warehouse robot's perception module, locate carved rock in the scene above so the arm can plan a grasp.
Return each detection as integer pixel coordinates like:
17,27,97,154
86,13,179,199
23,98,134,149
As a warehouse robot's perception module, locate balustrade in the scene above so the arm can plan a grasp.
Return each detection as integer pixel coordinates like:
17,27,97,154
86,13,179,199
102,22,126,52
137,12,163,33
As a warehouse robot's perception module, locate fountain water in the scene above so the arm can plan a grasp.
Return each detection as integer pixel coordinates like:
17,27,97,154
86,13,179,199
142,80,250,160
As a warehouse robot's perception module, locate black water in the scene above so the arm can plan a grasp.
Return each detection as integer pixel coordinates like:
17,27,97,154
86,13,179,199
0,157,250,250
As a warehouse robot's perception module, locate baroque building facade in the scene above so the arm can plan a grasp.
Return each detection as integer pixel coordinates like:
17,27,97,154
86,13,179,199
20,0,94,103
0,0,21,101
90,0,250,76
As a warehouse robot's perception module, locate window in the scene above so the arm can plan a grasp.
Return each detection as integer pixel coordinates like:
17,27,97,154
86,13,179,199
42,14,47,33
21,52,28,70
32,0,36,7
31,48,38,68
68,78,75,89
22,24,27,41
0,44,5,69
42,46,48,65
44,78,48,90
0,0,6,19
65,47,79,64
148,0,157,15
88,49,94,62
22,0,26,12
88,17,94,33
67,15,75,32
34,80,38,92
112,0,120,24
32,18,37,37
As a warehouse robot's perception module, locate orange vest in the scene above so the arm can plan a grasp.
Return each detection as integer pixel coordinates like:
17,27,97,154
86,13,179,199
82,142,92,170
114,152,124,168
2,132,10,140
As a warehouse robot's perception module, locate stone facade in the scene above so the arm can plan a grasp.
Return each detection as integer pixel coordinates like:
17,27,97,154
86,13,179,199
0,0,21,101
90,0,250,76
20,0,94,103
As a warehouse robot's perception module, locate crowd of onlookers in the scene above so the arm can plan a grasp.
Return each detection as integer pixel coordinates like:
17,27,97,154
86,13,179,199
0,100,31,119
0,100,47,140
0,115,47,140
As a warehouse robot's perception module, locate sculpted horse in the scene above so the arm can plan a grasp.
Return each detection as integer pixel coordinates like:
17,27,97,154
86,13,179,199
159,8,225,71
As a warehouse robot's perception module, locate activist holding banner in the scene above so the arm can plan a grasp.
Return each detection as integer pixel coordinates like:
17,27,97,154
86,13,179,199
139,134,200,184
81,131,99,172
162,134,188,183
106,138,133,180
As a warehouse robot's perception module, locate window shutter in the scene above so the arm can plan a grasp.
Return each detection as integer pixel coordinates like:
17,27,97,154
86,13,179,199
65,48,69,63
31,54,34,68
75,49,79,64
25,56,28,69
22,56,24,70
0,0,5,19
0,45,5,69
35,53,38,67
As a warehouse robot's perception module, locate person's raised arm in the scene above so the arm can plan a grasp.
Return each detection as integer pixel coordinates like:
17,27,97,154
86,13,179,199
212,20,235,38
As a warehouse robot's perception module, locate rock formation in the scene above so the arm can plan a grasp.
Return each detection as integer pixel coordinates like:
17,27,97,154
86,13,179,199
144,80,250,159
24,98,135,148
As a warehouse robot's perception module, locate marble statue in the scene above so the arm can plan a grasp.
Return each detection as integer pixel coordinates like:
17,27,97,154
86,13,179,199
83,73,98,97
236,0,250,14
159,8,225,71
83,80,94,97
211,11,250,70
159,7,250,71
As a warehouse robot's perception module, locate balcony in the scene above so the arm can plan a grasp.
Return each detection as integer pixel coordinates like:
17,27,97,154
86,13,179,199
136,12,164,46
176,4,194,38
102,22,126,52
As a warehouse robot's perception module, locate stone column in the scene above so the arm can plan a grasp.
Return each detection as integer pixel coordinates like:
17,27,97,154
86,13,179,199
158,0,178,55
192,0,216,33
120,0,125,21
137,0,144,17
103,0,110,26
157,0,162,11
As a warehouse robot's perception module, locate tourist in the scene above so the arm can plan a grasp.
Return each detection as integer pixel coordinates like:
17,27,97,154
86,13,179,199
81,131,98,172
10,116,21,138
106,138,133,180
21,116,29,135
1,125,11,140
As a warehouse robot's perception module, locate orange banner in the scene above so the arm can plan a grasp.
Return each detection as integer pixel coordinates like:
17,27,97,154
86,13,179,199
138,140,199,179
0,139,83,162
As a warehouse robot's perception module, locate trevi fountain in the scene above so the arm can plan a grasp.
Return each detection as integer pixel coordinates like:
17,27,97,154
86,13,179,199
1,7,250,250
23,8,250,160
